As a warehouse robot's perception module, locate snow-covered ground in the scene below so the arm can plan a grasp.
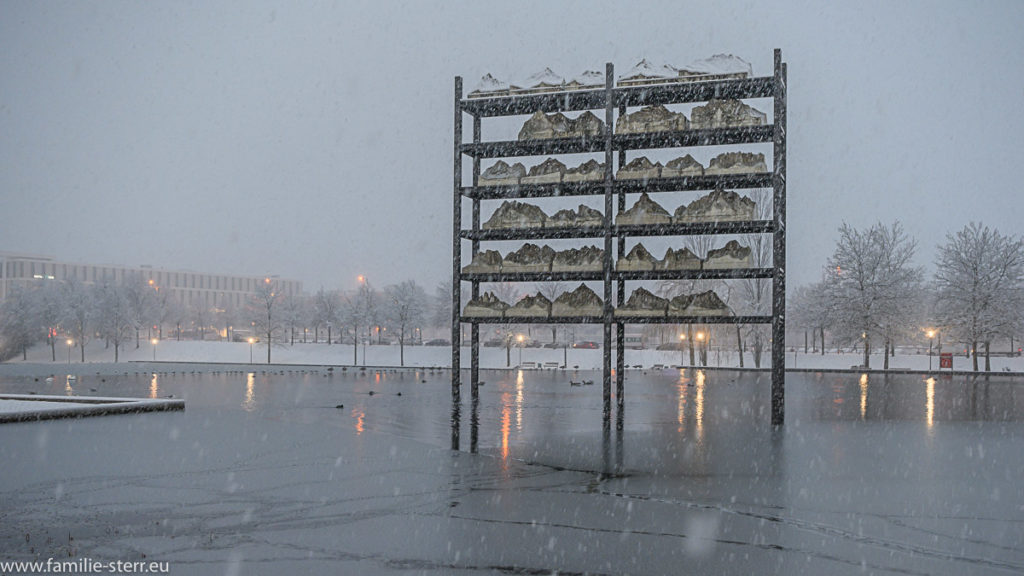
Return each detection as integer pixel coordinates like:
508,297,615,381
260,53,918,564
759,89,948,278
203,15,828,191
8,338,1024,373
0,368,1021,574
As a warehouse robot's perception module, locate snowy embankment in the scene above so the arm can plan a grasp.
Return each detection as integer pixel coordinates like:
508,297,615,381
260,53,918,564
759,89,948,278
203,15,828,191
7,339,1024,374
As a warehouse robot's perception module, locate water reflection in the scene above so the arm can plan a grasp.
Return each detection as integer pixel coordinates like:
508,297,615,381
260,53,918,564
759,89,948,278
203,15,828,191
859,373,868,420
500,390,512,469
242,373,256,412
150,374,159,399
926,377,935,430
65,377,74,396
514,370,524,430
695,369,705,441
353,408,365,435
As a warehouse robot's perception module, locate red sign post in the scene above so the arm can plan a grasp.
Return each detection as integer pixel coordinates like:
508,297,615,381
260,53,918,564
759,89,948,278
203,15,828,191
939,352,953,369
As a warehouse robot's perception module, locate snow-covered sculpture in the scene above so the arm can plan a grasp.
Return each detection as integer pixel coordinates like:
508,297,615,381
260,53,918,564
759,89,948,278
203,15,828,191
662,154,704,178
615,287,669,317
506,292,552,317
479,160,527,187
617,59,679,87
463,292,509,317
511,68,565,95
482,201,547,229
674,188,756,223
551,284,604,317
564,159,606,183
548,204,603,228
521,158,567,185
658,247,702,270
501,243,555,273
616,157,663,181
690,99,767,129
617,193,672,226
551,246,604,272
676,54,752,82
518,111,604,141
615,105,689,134
704,240,752,269
461,250,503,274
617,243,659,271
467,73,519,99
669,290,731,316
705,152,768,175
565,70,604,91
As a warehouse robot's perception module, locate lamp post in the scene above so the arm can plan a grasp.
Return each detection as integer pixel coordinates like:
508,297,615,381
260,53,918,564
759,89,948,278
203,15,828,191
151,338,158,361
516,334,524,366
248,337,255,364
66,339,73,364
926,329,935,371
696,332,705,366
678,333,686,366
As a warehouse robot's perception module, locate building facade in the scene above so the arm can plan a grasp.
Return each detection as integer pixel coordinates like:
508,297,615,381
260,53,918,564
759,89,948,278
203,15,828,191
0,252,302,311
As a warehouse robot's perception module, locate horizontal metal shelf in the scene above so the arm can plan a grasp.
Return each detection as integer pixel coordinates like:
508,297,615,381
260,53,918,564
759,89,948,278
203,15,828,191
461,89,606,118
460,221,774,241
461,315,772,325
461,173,771,199
458,77,777,118
460,126,772,159
460,268,773,283
614,77,776,107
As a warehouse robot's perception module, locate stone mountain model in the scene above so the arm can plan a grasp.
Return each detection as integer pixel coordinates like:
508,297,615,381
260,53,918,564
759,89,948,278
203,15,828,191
551,246,604,272
506,292,553,317
615,105,690,134
518,111,604,141
564,159,605,183
617,243,659,271
461,250,503,274
551,284,604,317
502,243,556,273
674,189,756,223
705,152,768,175
617,193,672,226
704,240,752,269
548,204,603,228
662,155,705,178
483,200,547,229
480,160,527,187
521,158,567,185
690,99,767,129
658,247,702,270
463,292,510,317
616,157,662,181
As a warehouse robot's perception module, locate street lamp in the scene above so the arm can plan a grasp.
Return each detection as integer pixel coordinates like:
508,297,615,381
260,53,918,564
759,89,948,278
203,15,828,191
151,338,158,361
248,337,255,364
516,334,524,366
926,329,936,371
696,332,705,366
678,333,686,366
66,339,73,364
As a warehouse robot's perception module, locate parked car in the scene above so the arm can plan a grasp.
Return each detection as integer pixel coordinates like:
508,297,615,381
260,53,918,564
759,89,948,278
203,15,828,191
656,342,684,351
483,338,505,347
424,338,451,346
543,342,564,349
524,340,542,348
573,341,600,349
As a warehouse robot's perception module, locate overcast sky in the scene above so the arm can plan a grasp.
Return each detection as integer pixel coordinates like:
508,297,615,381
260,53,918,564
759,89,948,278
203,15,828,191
2,1,1022,292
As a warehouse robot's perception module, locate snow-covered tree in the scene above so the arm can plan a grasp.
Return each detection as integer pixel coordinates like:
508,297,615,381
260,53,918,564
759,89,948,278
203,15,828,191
280,292,309,345
823,221,922,368
61,277,94,362
94,276,132,362
789,281,832,355
122,272,156,348
384,280,427,366
933,222,1024,371
313,287,341,344
249,278,283,363
0,285,37,360
343,280,377,364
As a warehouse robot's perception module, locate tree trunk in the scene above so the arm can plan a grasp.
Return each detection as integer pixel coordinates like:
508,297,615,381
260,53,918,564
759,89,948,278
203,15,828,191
353,324,358,364
804,330,808,354
327,325,332,345
136,328,140,349
883,337,890,370
551,326,557,344
50,338,56,361
735,324,744,368
687,325,695,365
79,342,85,363
984,341,991,372
22,344,27,361
400,338,405,367
506,344,511,367
114,342,119,363
972,340,978,372
863,335,870,368
820,327,825,355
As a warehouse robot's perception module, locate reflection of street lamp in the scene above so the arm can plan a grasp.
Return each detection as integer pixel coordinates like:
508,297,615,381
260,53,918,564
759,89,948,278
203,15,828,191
151,338,158,361
248,338,255,364
678,333,686,366
517,334,524,365
696,332,706,366
926,329,935,371
66,339,73,364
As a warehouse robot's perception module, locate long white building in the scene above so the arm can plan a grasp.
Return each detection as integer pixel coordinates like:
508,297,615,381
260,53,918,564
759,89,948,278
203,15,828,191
0,252,302,310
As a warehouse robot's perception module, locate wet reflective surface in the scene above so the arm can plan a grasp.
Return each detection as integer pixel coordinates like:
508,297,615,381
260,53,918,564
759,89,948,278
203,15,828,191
1,365,1022,575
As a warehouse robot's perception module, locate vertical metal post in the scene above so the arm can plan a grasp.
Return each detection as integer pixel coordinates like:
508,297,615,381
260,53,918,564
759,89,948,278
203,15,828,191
771,51,787,426
452,77,463,441
602,62,614,420
615,102,627,423
471,115,482,395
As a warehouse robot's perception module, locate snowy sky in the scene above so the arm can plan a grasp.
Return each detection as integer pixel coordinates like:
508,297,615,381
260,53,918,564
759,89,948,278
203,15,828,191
2,1,1022,292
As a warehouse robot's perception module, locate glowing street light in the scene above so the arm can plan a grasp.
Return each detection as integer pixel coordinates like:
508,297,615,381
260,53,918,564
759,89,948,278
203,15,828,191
248,337,255,364
66,339,73,364
678,333,686,365
926,329,936,371
151,338,159,361
516,334,524,365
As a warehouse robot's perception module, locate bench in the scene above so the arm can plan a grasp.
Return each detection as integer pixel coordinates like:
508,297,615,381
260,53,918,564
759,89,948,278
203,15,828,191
543,362,562,370
520,362,538,369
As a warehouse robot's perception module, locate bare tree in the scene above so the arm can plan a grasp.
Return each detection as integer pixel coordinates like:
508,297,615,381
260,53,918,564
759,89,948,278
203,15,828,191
313,288,341,345
536,280,565,343
823,221,922,368
61,277,94,362
123,272,156,348
95,276,132,362
250,278,283,363
384,280,427,366
280,292,309,345
343,280,377,364
934,223,1024,371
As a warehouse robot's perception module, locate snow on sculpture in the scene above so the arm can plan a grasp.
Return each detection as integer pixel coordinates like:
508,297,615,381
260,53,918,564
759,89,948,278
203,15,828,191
461,250,503,274
501,243,555,273
616,157,663,181
551,284,603,317
617,193,672,226
668,290,732,316
463,292,509,317
617,243,659,271
674,188,756,223
690,99,767,129
467,73,519,99
480,160,527,187
662,154,705,178
705,152,768,175
675,54,753,82
615,287,669,317
521,158,567,185
704,240,752,269
658,247,702,270
518,111,604,141
482,200,547,229
615,105,689,134
551,246,604,272
564,159,606,183
548,204,603,228
505,292,552,317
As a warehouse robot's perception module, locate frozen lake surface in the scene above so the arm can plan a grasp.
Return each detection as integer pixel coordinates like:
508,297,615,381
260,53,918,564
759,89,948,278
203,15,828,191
1,365,1022,575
